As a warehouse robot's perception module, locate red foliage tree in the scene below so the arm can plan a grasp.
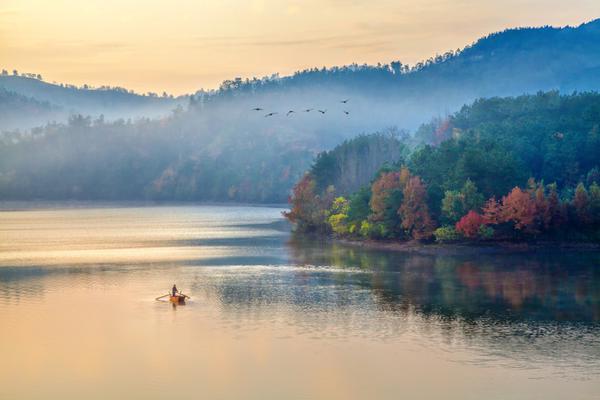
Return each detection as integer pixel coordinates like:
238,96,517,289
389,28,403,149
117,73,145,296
500,187,537,233
455,210,484,238
398,175,434,239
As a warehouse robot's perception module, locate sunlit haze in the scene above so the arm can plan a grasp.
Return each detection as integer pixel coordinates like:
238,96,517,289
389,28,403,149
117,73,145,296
1,0,599,94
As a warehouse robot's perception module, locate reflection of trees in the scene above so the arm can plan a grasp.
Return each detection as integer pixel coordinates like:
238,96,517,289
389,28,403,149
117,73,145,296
204,242,600,371
287,238,600,323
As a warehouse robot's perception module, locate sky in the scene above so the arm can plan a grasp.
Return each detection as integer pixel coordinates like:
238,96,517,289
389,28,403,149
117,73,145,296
1,0,599,95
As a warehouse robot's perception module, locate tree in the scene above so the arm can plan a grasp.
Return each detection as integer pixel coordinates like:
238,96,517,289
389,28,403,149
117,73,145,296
399,176,435,239
347,187,371,224
370,168,409,220
441,190,464,224
455,210,484,238
546,183,565,230
327,197,350,235
482,197,501,225
441,179,484,224
589,182,600,225
573,183,591,226
533,183,551,230
462,179,484,212
500,187,537,233
283,174,332,232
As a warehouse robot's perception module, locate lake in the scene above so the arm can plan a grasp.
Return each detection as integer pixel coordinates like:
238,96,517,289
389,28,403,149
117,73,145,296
1,203,599,399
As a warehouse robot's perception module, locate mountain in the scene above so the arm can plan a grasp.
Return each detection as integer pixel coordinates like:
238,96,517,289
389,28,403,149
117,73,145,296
1,19,600,202
0,88,57,131
189,18,600,137
0,74,186,131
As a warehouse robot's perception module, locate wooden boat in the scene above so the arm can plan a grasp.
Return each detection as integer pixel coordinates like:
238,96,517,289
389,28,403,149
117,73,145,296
170,295,186,305
156,293,190,305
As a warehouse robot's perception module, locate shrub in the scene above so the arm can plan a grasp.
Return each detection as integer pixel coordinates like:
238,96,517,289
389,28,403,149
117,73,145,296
434,226,460,243
328,213,349,235
478,225,495,240
455,210,484,238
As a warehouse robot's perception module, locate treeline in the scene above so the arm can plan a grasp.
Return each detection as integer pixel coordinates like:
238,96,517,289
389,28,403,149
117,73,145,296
2,20,600,201
0,114,313,202
284,92,600,243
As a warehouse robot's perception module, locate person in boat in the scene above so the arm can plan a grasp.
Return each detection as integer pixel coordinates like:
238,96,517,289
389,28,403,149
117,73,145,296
172,284,179,297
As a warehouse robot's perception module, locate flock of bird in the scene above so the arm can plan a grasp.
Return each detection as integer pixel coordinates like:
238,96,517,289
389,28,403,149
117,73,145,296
251,99,351,117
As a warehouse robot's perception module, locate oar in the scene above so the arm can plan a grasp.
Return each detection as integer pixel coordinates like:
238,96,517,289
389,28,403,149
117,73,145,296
155,293,170,301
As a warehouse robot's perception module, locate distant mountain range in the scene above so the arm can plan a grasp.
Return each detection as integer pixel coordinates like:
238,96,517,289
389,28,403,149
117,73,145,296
2,19,600,135
1,19,600,202
0,75,186,131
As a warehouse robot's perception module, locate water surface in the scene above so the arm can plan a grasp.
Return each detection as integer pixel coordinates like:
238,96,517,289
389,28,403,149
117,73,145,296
1,204,599,399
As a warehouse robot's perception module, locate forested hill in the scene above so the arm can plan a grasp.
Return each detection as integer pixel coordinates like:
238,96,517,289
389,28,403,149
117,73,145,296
2,19,600,203
286,92,600,243
187,18,600,136
0,74,185,131
3,18,600,135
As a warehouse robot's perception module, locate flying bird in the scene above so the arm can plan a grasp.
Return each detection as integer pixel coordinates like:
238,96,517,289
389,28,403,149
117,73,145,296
340,99,349,103
251,107,263,111
304,108,313,112
264,112,278,117
343,110,350,115
286,110,295,116
318,109,327,114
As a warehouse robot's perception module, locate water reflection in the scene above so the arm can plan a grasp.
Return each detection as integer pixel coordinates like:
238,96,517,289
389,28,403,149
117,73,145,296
1,205,600,399
287,237,600,323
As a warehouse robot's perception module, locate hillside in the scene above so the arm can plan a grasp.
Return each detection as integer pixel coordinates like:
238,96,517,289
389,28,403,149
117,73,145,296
2,19,600,202
0,74,186,131
286,92,600,243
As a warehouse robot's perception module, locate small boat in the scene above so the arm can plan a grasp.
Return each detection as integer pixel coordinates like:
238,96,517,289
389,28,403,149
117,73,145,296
156,293,190,305
170,295,186,305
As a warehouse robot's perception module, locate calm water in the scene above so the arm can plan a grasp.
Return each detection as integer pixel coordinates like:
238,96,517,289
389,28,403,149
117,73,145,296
1,204,599,399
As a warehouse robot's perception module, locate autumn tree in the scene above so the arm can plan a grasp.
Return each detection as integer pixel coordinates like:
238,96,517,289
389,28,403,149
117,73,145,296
283,174,332,232
455,210,484,238
399,176,435,239
369,167,410,237
482,197,501,225
370,168,409,220
500,187,537,233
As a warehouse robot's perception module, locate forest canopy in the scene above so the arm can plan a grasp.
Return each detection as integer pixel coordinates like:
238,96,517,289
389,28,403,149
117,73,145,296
285,91,600,243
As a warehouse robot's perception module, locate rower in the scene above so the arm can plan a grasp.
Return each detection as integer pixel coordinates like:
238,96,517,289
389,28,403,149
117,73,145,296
172,284,178,297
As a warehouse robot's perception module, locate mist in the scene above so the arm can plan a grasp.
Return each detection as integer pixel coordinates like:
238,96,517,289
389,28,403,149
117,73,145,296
1,19,600,202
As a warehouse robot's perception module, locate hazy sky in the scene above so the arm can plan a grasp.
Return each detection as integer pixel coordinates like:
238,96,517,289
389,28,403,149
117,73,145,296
1,0,599,94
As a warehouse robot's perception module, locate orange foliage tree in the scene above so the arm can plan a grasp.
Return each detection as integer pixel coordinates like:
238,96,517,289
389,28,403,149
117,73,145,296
398,175,434,239
370,168,410,221
500,187,537,233
482,197,501,225
283,174,332,232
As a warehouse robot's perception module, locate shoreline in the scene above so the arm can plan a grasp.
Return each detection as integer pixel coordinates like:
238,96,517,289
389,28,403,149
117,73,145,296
331,237,600,255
